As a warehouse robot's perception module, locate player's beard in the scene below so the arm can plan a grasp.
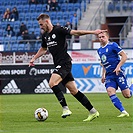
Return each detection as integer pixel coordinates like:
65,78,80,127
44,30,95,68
42,25,49,33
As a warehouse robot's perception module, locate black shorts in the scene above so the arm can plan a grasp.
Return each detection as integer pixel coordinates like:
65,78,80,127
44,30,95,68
53,61,74,86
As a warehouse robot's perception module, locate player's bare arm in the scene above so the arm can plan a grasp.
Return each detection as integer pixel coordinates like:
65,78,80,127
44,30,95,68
29,47,47,66
70,29,107,36
113,51,127,75
100,63,106,83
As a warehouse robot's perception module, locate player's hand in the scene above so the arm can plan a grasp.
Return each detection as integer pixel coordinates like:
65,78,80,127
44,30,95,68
101,77,105,83
113,67,121,75
94,29,108,35
29,59,35,67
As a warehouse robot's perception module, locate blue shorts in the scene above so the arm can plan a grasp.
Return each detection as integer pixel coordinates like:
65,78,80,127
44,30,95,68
105,72,129,91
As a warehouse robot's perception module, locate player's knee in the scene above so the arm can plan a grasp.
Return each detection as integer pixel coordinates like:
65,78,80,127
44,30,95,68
49,82,57,88
123,94,131,98
122,89,131,98
70,88,78,95
70,91,76,95
107,90,115,96
107,88,116,96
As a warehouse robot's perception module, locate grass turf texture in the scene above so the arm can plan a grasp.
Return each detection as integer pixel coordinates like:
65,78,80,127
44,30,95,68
0,93,132,133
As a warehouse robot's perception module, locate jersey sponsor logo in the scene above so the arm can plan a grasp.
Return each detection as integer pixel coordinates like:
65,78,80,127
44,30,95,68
34,79,53,93
2,80,21,94
47,41,57,47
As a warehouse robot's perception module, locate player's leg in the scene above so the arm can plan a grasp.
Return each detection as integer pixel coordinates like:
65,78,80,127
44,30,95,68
105,75,129,117
121,88,132,98
107,87,129,117
118,74,132,98
129,79,133,96
65,80,99,122
115,74,132,117
129,83,133,95
49,73,71,118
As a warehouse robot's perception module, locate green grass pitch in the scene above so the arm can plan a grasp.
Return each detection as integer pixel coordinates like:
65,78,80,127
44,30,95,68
0,93,132,133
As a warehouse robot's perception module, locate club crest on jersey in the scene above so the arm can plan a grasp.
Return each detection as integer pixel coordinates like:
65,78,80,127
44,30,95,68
101,54,106,62
52,34,56,39
106,48,108,52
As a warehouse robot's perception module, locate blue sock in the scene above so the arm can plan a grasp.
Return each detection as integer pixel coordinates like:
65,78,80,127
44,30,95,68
129,84,133,96
110,94,124,112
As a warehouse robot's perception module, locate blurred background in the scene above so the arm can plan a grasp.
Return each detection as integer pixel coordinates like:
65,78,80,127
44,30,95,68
0,0,132,51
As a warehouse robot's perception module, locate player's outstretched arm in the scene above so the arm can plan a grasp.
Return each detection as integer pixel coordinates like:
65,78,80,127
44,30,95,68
29,47,47,67
70,29,107,36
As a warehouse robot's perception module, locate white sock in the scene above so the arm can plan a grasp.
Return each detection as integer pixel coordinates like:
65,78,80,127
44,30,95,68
90,108,97,114
122,110,128,114
63,106,69,110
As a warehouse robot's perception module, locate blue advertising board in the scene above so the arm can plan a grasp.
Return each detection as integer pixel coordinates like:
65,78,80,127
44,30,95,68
72,63,133,78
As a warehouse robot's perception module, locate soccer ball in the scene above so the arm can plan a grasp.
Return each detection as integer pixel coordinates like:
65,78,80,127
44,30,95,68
34,108,48,121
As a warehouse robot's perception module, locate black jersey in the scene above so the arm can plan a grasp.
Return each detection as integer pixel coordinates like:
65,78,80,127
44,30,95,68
41,25,72,66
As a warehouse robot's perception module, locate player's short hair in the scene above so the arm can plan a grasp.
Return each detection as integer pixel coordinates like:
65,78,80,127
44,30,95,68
104,31,109,36
98,30,109,37
37,13,50,21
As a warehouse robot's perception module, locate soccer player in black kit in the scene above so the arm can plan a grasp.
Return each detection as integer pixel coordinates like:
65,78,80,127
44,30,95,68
29,13,106,121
